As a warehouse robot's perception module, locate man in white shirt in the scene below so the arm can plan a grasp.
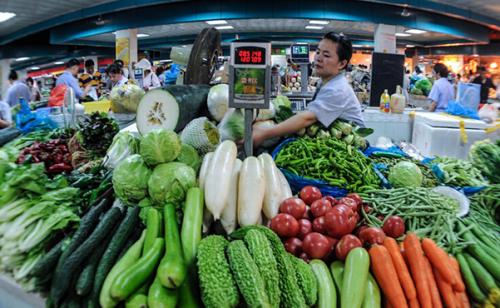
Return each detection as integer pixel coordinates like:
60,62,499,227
135,59,161,91
5,70,32,107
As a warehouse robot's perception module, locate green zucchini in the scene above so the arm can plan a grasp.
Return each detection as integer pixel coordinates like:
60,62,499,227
158,204,186,289
330,261,344,293
143,207,161,255
31,239,66,278
100,231,146,308
457,253,487,303
464,253,497,294
181,187,204,266
341,248,370,308
111,238,165,301
148,277,178,308
87,206,140,306
125,293,148,308
362,273,381,308
467,243,500,281
51,206,122,305
310,259,337,308
177,279,200,308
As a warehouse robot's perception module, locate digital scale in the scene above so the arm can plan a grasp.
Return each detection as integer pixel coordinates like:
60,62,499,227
290,44,310,95
229,42,271,156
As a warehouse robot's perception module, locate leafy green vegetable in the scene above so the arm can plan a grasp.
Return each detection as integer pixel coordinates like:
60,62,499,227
76,112,120,157
434,156,488,187
175,144,201,172
273,95,294,123
469,139,500,184
113,154,152,204
104,131,139,169
217,109,245,141
388,161,423,188
109,84,145,113
139,129,181,166
415,78,432,96
148,162,196,206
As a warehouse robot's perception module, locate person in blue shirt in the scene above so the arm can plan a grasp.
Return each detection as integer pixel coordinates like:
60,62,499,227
5,70,32,107
428,63,454,112
253,32,364,147
56,58,91,100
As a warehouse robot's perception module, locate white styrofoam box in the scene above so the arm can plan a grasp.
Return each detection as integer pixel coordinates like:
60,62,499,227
362,108,415,144
413,112,488,130
412,121,487,159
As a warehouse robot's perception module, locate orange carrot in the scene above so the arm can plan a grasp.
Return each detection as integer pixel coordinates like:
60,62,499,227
369,244,409,308
383,237,417,301
385,300,393,308
433,267,457,308
403,233,432,308
457,292,470,308
409,298,420,308
448,255,466,292
423,257,443,308
422,238,456,285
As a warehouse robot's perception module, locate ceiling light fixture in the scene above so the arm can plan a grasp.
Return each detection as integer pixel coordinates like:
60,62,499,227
30,67,40,70
401,8,411,17
352,44,362,48
206,20,228,25
406,45,415,48
0,12,16,23
215,25,233,30
305,25,324,30
54,61,64,65
406,29,427,34
137,33,150,38
309,20,329,25
15,57,30,62
395,33,411,37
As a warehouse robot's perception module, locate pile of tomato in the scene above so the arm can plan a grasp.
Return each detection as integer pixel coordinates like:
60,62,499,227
269,185,406,262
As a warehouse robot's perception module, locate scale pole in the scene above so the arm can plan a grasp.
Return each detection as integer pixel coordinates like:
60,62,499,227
244,108,254,157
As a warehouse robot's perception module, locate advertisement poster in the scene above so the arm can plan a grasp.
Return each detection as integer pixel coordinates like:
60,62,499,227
115,37,130,65
234,68,265,102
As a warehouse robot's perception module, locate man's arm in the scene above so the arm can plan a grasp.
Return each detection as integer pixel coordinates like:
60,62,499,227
252,111,317,147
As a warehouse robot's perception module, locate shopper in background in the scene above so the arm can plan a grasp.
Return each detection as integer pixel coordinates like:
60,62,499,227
56,58,91,100
5,70,32,107
428,63,454,112
156,66,165,86
472,66,496,104
413,66,425,78
26,77,41,102
107,64,129,88
135,58,161,91
253,32,364,147
0,100,12,129
79,59,103,96
114,59,129,79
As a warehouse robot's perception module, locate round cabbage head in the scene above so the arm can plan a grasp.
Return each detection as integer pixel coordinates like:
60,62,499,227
388,161,423,188
140,129,181,167
175,144,201,172
148,162,197,205
113,154,152,204
110,84,145,113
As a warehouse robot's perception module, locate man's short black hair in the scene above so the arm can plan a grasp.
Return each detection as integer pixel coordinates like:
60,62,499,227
67,58,80,68
322,32,353,69
85,59,95,67
107,63,123,75
26,77,34,84
8,70,18,81
433,63,449,78
415,66,422,74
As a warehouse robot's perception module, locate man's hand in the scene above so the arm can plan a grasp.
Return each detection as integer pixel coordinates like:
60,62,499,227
252,124,268,148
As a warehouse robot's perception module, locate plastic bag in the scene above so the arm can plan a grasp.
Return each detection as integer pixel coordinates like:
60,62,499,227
15,101,56,134
445,101,480,120
48,84,68,107
478,103,499,124
457,82,481,109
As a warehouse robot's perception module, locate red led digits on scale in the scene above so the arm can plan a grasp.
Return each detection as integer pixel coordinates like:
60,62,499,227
236,47,265,64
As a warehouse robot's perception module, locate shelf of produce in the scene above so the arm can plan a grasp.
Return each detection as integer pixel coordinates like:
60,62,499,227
0,274,44,308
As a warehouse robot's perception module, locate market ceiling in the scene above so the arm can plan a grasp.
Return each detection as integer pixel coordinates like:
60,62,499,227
1,0,498,67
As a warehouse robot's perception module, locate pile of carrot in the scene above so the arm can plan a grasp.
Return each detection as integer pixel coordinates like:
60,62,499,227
369,233,470,308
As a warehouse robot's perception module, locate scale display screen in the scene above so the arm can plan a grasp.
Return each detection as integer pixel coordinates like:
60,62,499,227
234,46,266,65
290,44,310,62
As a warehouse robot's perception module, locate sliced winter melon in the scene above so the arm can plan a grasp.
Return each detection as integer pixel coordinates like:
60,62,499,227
136,85,210,135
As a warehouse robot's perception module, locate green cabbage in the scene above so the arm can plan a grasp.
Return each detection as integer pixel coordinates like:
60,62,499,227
217,109,244,141
109,84,145,113
104,131,139,169
175,144,201,172
415,78,433,96
113,154,152,204
140,129,181,167
148,162,197,206
388,161,423,188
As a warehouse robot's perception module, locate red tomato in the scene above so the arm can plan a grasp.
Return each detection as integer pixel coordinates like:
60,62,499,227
359,227,386,246
352,212,360,225
299,252,311,263
297,219,313,240
279,197,307,219
302,205,313,220
323,204,357,238
284,237,303,256
299,186,322,205
310,198,332,218
383,216,406,238
335,234,362,261
354,225,369,237
346,193,363,206
312,216,327,234
338,197,359,212
322,236,339,262
270,213,300,238
324,196,338,206
302,232,331,259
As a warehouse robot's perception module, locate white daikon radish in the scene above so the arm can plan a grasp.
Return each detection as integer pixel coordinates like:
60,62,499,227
220,159,242,234
259,153,284,219
238,156,265,226
198,152,214,190
277,167,292,200
204,140,237,219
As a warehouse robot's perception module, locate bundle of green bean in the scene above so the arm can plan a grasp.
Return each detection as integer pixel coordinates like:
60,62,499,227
359,187,468,254
371,156,439,187
274,137,380,192
433,156,488,187
468,185,500,239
